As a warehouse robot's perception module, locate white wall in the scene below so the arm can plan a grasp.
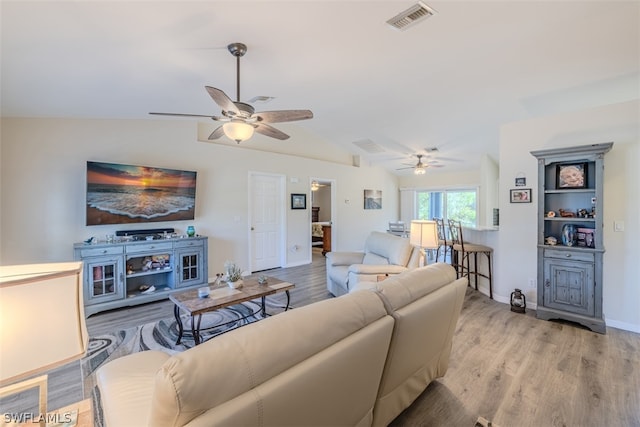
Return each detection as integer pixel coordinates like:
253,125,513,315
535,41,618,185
498,100,639,332
0,118,399,275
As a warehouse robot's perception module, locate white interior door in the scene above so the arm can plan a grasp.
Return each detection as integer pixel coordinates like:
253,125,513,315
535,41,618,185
250,173,284,272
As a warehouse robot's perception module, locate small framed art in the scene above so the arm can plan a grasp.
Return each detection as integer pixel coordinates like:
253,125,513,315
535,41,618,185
510,188,531,203
291,193,306,210
556,163,587,189
363,189,382,210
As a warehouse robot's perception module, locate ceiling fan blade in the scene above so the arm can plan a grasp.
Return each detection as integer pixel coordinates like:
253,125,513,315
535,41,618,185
208,126,225,140
254,123,290,140
395,166,415,170
205,86,240,115
255,110,313,123
150,112,216,118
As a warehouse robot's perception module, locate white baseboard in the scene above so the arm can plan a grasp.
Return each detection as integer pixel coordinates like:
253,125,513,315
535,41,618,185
286,259,311,268
604,318,640,333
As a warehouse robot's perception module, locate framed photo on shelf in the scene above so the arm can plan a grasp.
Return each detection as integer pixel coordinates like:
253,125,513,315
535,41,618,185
291,193,306,210
556,163,587,189
510,188,531,203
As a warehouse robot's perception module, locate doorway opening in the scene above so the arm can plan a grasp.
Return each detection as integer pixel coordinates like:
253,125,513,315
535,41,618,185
310,178,336,258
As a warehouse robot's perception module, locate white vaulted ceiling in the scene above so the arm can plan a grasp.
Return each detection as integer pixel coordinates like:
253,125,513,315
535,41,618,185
1,1,638,174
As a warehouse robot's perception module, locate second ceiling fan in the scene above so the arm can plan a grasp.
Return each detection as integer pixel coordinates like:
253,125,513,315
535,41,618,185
396,154,444,175
150,42,313,143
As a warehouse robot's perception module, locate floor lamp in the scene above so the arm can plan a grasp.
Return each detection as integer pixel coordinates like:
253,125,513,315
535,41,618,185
0,262,88,427
409,220,439,266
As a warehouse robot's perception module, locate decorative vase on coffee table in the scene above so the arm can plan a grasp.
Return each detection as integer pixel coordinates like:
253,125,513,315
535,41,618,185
228,279,243,289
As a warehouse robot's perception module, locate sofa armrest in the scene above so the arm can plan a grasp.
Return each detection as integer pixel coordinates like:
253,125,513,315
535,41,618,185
97,350,171,427
326,251,365,266
348,264,408,275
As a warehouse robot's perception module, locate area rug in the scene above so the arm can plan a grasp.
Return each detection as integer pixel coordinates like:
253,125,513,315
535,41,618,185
81,299,282,427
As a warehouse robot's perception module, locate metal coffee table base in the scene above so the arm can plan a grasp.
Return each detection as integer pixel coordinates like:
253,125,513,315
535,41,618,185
174,291,291,345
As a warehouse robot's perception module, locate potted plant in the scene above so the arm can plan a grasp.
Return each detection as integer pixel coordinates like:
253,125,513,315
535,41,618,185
224,260,244,289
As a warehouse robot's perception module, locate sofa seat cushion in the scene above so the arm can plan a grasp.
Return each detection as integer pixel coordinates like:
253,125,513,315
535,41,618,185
96,350,171,427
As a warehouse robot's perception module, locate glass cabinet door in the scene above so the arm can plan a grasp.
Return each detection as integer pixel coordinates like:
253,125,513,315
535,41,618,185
85,256,124,304
177,248,204,288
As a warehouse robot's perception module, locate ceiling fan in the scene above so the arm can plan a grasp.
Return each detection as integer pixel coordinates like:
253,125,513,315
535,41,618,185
396,154,444,175
311,180,329,191
150,42,313,143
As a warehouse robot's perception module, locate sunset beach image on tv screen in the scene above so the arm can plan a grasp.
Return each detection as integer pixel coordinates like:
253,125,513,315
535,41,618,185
86,161,197,226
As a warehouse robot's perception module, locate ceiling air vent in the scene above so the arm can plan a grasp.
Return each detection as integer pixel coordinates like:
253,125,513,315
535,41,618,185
352,139,386,154
386,1,437,31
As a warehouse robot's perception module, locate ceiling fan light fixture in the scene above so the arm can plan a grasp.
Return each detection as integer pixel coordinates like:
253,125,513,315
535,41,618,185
223,121,254,143
311,181,319,191
414,166,426,175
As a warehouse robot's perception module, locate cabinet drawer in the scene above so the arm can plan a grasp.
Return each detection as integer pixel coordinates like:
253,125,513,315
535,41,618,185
126,242,173,254
79,245,124,257
174,239,204,249
544,249,594,263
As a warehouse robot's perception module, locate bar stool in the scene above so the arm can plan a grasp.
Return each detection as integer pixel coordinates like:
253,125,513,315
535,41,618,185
433,218,453,264
448,219,493,299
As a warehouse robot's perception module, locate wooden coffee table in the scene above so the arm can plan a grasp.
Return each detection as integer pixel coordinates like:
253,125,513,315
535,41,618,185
170,275,294,345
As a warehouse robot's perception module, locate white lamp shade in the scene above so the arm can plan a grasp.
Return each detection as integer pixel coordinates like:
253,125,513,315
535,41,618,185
223,121,255,143
409,220,439,249
0,262,87,385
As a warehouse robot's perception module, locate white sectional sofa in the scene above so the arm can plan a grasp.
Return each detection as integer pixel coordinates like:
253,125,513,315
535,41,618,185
96,263,466,427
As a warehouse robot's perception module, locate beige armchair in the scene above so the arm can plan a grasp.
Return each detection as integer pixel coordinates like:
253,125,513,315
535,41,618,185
326,231,420,296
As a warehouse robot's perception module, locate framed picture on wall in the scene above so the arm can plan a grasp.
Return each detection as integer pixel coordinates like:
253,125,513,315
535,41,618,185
510,188,532,203
291,193,306,210
364,189,382,209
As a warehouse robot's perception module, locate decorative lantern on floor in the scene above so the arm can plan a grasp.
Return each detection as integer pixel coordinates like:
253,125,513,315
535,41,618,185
510,288,526,313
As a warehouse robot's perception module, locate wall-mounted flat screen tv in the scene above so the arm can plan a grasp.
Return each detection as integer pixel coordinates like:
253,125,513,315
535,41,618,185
86,161,197,226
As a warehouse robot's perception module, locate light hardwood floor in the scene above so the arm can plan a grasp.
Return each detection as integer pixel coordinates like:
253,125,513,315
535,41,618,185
3,248,639,426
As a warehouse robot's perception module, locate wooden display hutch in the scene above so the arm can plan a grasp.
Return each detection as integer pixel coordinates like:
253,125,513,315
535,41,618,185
530,142,612,334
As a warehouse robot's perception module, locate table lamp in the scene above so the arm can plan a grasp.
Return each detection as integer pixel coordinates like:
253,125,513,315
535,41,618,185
409,220,439,266
0,262,88,426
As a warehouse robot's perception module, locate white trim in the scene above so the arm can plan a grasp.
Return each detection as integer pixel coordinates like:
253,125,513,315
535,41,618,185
604,318,640,334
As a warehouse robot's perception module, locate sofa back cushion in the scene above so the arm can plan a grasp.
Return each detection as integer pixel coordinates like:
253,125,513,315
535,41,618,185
370,263,467,427
364,231,413,266
148,290,393,427
362,252,390,265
